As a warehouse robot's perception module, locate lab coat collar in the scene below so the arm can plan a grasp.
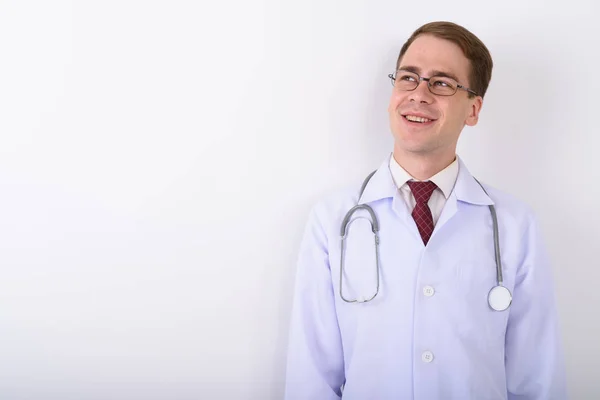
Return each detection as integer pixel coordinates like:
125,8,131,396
453,156,494,206
358,154,494,206
356,155,398,205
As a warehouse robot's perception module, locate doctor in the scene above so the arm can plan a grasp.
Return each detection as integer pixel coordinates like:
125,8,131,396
284,21,567,399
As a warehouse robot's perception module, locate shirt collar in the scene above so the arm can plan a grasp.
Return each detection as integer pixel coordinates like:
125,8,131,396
388,155,458,199
358,153,494,206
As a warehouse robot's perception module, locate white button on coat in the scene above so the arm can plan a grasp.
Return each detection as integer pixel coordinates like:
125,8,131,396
422,351,434,363
423,286,435,297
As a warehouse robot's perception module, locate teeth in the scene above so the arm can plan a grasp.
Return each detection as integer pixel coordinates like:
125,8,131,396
405,115,432,123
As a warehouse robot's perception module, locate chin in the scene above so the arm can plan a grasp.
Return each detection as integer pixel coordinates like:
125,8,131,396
393,133,428,149
394,142,432,155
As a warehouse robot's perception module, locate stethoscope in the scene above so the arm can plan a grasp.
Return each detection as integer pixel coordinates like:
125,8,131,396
339,165,513,312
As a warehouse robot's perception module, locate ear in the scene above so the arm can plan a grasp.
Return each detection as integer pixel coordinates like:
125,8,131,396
465,96,483,126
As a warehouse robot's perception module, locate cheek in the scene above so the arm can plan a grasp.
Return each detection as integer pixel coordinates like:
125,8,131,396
441,104,466,126
388,92,404,113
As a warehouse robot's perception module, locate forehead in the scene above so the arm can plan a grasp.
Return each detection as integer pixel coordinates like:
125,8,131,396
399,34,471,82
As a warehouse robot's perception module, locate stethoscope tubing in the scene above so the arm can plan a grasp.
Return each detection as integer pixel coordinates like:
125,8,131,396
338,167,511,311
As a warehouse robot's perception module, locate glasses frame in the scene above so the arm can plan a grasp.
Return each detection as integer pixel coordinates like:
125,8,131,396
388,69,479,97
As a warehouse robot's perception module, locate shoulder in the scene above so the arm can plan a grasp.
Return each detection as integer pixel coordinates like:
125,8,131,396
311,179,364,221
306,174,373,232
476,180,538,233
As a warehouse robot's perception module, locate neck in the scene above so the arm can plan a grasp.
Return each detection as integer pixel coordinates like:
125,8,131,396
392,147,456,181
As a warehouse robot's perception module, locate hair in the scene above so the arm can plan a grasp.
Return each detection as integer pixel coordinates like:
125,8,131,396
395,21,493,98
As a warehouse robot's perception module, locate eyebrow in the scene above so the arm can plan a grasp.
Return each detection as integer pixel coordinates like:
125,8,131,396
399,65,461,82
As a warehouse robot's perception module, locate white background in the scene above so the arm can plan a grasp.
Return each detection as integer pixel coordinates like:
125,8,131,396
0,1,598,399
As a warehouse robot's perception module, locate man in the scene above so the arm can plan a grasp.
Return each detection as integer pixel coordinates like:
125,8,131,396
284,21,567,399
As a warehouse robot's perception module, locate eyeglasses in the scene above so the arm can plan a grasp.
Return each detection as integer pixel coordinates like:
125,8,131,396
388,69,478,97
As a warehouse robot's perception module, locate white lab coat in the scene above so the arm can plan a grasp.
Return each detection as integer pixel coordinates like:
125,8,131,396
284,155,567,400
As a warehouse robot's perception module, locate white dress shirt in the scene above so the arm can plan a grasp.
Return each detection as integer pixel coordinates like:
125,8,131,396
388,155,459,225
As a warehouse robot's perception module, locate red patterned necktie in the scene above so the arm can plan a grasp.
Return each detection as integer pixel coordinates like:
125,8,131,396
406,180,438,245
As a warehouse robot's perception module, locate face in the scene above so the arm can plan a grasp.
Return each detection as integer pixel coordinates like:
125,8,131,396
388,34,483,159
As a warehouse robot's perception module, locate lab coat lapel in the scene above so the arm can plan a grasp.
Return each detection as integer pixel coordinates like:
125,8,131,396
434,192,458,237
430,157,494,243
452,157,494,207
392,189,418,235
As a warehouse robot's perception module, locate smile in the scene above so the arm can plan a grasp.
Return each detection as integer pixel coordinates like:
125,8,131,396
403,115,436,124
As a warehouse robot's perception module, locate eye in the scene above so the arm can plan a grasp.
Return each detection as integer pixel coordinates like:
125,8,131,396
431,77,457,89
398,74,417,82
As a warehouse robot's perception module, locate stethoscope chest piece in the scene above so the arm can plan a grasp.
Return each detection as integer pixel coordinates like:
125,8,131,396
488,285,512,311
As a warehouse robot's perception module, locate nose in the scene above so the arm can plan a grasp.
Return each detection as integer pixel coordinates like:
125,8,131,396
408,79,434,104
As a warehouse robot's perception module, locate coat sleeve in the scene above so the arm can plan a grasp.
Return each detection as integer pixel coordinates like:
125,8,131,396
505,214,568,399
284,205,345,400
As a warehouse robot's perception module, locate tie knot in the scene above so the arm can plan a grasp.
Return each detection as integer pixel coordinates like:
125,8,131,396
407,180,438,204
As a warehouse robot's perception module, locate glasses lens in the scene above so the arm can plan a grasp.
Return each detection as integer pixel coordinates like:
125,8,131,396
393,70,418,91
429,76,458,95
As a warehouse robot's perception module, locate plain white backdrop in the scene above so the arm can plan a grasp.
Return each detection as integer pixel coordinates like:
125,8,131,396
0,1,598,399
